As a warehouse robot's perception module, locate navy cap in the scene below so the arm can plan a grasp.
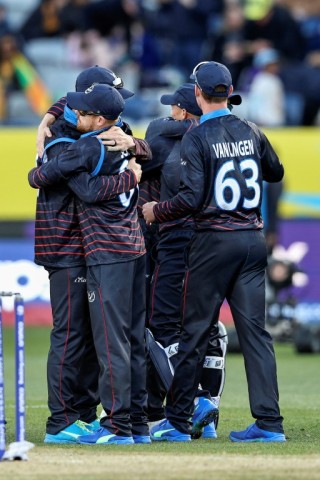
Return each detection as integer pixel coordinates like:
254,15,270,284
67,83,125,120
190,61,232,97
75,65,134,99
160,83,202,116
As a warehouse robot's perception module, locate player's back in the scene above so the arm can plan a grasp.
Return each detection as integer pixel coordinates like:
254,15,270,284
64,136,146,265
182,114,283,231
34,118,84,268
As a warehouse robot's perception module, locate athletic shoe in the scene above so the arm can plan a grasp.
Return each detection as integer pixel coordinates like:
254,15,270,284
150,419,191,442
133,434,151,444
202,422,218,439
191,397,219,439
229,423,286,443
99,409,107,420
77,427,134,445
86,419,100,432
44,420,91,444
148,418,165,429
210,396,220,428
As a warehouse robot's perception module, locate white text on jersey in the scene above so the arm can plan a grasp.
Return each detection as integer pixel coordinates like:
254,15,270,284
212,140,254,159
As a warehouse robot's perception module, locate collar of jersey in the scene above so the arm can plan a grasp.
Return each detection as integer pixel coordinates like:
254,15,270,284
200,108,231,124
80,128,108,138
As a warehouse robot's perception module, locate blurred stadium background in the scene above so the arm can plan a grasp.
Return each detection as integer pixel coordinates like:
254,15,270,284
0,0,319,352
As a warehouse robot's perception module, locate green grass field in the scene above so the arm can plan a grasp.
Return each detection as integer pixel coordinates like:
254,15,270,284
1,326,320,480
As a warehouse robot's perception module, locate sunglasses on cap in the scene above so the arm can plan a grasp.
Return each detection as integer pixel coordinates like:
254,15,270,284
191,61,211,90
112,76,124,89
191,61,211,77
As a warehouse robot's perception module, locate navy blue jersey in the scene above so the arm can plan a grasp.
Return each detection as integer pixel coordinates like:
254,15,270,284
29,118,84,268
154,111,284,231
32,134,145,265
145,116,198,233
28,120,138,267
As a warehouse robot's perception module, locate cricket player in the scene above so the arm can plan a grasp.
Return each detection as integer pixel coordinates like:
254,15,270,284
144,83,235,439
143,61,285,443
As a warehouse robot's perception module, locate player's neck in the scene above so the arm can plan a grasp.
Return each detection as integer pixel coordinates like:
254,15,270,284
201,102,228,115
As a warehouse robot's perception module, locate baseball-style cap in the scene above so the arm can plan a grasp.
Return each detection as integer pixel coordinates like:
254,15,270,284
190,61,232,97
75,65,134,99
67,83,125,120
160,83,202,116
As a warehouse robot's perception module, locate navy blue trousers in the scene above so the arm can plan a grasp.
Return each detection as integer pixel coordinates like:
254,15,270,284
46,265,99,434
166,230,284,434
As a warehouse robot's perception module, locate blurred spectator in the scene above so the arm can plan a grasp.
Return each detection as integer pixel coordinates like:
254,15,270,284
63,0,139,71
286,0,320,124
209,0,246,88
246,48,285,127
85,0,138,48
59,0,89,34
240,46,286,250
0,32,52,121
19,0,68,42
139,0,223,82
169,0,223,80
0,3,11,38
66,28,128,69
242,0,305,62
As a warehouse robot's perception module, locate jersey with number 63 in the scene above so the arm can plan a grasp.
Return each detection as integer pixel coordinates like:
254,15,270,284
154,112,284,231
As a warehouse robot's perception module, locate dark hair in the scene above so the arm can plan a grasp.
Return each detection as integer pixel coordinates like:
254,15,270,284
200,89,227,104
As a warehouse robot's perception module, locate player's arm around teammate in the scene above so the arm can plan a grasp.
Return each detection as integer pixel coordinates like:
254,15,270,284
36,65,152,162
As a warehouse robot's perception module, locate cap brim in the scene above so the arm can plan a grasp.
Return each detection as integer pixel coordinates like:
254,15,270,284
228,94,242,105
67,92,94,112
160,94,176,106
118,87,134,99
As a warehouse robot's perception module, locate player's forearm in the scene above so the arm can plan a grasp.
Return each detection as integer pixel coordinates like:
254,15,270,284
67,170,137,203
47,96,66,118
153,192,196,223
28,162,63,188
94,169,137,202
131,138,152,161
159,118,197,138
38,113,55,131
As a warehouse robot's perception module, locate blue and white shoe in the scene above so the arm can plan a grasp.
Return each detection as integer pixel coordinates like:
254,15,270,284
229,423,286,443
77,427,134,445
44,420,91,444
133,434,151,444
85,419,100,432
150,419,191,442
191,397,219,439
202,422,217,439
